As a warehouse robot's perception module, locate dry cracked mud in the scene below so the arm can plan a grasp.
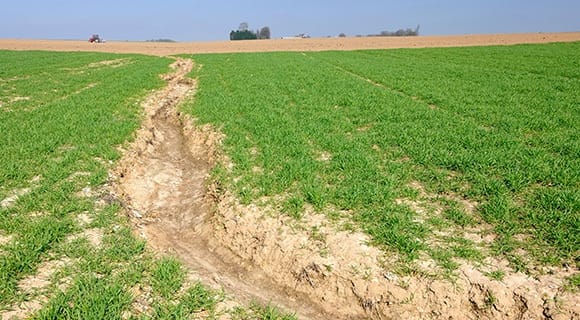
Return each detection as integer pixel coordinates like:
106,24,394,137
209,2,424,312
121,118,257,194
111,58,579,319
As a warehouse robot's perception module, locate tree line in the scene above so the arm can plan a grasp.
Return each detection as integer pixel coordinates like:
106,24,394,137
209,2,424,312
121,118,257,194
352,25,420,38
373,25,420,37
229,22,420,40
230,22,271,40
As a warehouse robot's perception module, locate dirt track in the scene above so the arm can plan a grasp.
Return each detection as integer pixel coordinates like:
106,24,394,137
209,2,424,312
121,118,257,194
113,59,333,319
1,32,579,56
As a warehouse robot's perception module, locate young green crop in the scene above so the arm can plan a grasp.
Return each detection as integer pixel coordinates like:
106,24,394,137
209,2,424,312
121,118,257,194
1,51,292,319
0,51,170,308
187,42,579,271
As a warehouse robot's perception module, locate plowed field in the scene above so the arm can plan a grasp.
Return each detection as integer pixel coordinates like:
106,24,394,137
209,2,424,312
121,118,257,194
1,32,579,55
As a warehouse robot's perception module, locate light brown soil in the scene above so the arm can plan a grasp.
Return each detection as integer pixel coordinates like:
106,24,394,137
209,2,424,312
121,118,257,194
112,59,337,318
110,58,579,319
2,259,72,320
1,32,579,56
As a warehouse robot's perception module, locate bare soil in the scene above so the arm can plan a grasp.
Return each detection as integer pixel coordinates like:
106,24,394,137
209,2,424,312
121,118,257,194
1,32,579,56
109,58,579,319
112,59,332,318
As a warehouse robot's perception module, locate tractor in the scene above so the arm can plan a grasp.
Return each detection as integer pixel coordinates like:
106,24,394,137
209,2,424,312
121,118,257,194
88,34,102,43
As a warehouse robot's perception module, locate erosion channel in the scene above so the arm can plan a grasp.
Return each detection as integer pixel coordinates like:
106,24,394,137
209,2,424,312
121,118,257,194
113,58,337,319
112,58,579,320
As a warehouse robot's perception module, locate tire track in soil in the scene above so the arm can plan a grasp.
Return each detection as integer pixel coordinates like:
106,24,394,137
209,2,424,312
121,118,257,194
113,58,333,319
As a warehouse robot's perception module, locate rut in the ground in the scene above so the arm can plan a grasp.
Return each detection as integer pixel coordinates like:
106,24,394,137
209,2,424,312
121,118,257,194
113,58,580,320
113,58,336,319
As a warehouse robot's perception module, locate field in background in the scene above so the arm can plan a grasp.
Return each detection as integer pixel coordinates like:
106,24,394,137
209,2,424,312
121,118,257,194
1,32,580,56
187,42,579,274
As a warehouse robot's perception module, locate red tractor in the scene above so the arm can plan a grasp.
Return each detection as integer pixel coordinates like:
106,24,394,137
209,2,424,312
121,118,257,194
88,34,102,43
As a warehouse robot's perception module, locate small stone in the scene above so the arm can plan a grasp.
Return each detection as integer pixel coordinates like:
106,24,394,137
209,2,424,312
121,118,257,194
132,210,143,218
383,272,398,281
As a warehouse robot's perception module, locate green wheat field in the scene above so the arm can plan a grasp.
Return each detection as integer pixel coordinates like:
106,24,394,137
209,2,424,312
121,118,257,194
1,42,578,318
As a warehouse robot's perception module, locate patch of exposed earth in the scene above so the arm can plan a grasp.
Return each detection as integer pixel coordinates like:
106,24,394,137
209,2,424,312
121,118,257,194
1,258,73,320
111,58,579,319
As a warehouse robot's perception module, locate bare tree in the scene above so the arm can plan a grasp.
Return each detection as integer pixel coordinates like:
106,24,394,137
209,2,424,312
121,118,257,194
239,22,249,32
258,26,271,39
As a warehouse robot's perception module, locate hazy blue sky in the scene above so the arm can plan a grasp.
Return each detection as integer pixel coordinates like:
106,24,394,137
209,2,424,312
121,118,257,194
1,0,579,41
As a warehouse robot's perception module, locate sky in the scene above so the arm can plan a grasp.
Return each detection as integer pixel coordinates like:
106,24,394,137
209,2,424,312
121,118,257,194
1,0,579,41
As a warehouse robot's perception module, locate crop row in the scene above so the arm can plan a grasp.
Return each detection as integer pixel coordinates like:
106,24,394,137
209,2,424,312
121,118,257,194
187,42,579,271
